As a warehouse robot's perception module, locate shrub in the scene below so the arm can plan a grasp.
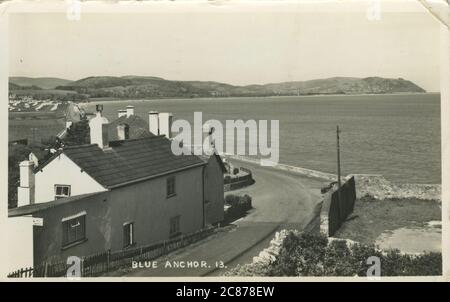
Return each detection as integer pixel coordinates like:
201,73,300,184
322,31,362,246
224,195,239,208
233,168,239,175
407,252,442,276
238,194,252,211
223,194,253,223
267,232,441,277
269,232,328,276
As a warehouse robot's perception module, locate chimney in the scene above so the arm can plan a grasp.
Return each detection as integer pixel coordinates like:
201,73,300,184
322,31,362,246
126,105,134,117
148,111,159,135
117,123,130,140
158,112,173,138
118,109,127,118
89,105,110,149
17,160,35,207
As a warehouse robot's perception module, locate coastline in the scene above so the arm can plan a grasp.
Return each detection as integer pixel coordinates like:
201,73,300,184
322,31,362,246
78,91,438,106
76,96,440,187
227,155,441,201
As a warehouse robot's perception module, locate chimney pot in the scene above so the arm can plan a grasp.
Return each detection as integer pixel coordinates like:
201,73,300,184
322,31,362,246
126,106,134,117
148,111,159,135
17,160,35,206
117,123,130,140
118,109,127,118
158,112,173,138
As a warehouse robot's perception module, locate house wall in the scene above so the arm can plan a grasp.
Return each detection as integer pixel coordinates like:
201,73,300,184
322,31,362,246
34,153,107,203
6,216,34,273
204,156,224,225
32,166,204,265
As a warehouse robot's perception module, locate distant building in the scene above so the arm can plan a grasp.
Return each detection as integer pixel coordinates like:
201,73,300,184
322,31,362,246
8,105,224,268
107,106,155,141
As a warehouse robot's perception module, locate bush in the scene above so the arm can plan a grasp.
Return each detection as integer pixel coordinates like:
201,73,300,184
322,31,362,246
224,195,239,208
223,194,252,223
233,168,239,175
267,232,441,277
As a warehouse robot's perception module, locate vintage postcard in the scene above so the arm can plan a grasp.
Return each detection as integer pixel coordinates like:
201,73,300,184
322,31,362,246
0,0,448,282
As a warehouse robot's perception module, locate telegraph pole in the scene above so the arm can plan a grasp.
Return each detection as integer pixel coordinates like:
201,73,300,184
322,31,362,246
336,125,342,193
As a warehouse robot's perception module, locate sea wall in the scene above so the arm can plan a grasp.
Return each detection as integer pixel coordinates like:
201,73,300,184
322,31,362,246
225,155,336,181
224,167,254,192
225,155,441,201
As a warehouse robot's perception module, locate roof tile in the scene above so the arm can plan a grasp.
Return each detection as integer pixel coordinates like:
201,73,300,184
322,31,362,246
62,136,205,188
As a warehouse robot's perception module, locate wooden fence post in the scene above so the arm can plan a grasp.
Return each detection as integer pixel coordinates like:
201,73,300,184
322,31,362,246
44,262,48,277
106,249,111,272
81,257,85,277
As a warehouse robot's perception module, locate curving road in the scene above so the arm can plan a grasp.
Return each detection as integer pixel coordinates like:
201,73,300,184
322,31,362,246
228,158,325,226
123,158,327,277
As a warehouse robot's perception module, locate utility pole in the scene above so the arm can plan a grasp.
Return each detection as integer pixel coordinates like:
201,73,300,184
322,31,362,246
336,125,342,194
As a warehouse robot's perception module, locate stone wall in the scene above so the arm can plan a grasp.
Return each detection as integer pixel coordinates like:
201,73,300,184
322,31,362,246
225,154,336,181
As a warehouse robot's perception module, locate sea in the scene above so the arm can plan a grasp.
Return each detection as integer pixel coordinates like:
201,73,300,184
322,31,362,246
84,93,441,184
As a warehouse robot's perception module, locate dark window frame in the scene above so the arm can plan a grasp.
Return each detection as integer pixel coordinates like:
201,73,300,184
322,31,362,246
166,176,176,198
123,222,135,248
55,184,71,200
61,214,86,249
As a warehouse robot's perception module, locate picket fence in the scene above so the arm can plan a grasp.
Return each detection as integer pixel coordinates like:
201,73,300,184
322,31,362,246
8,225,217,278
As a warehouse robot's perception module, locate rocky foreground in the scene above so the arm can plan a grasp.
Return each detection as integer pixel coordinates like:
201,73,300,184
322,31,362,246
349,174,441,201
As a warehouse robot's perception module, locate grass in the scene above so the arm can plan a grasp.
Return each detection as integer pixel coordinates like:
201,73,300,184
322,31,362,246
334,196,441,245
9,112,66,142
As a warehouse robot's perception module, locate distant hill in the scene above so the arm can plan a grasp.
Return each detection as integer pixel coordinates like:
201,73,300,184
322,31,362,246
10,75,426,100
8,82,42,91
54,75,426,99
9,77,73,90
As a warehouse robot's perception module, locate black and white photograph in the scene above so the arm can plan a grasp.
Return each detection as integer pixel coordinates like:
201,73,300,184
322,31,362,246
1,0,449,281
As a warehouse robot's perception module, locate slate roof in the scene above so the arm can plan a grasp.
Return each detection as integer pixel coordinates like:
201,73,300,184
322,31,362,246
107,114,155,141
36,136,206,189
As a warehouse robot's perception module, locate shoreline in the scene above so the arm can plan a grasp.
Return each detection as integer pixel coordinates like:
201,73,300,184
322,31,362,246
226,154,441,186
79,91,439,106
227,155,441,201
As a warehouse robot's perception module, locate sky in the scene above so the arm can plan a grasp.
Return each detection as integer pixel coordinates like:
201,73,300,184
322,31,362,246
8,5,441,92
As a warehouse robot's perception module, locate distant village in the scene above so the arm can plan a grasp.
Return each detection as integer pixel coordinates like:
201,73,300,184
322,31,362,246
9,94,64,112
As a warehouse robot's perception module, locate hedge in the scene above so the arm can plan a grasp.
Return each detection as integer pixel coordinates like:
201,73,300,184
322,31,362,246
223,194,252,224
225,232,441,277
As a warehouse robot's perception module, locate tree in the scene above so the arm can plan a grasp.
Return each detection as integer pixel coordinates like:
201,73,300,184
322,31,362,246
64,118,90,145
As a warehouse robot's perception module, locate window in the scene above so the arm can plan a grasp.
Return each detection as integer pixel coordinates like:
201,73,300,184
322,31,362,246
123,222,134,248
169,216,180,237
62,213,86,248
166,176,176,198
55,185,71,199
